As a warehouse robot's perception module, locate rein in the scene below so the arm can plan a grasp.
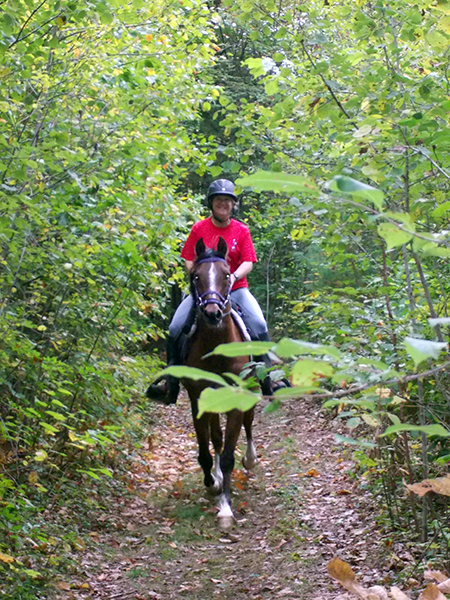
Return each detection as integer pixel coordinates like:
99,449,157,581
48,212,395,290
193,256,232,317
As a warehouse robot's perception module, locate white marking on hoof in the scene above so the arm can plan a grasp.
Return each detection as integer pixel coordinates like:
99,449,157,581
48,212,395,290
217,495,234,529
242,441,257,470
218,515,234,530
214,453,223,486
207,453,223,495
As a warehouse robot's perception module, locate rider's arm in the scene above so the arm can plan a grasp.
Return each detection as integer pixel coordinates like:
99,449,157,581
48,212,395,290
232,260,253,283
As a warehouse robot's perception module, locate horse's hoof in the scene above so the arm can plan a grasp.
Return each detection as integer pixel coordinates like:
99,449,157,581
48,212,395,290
218,516,234,530
207,482,222,496
242,456,258,470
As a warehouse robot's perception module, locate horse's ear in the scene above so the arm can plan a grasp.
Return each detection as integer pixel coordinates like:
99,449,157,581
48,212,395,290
195,238,206,258
217,236,228,258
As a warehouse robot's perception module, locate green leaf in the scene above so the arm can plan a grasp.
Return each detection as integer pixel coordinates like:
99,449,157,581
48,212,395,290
205,341,274,358
274,338,341,359
346,416,361,429
377,223,413,249
404,336,448,366
420,242,450,258
236,171,319,196
159,366,229,387
39,422,59,435
22,569,42,579
334,434,376,449
45,410,67,421
432,201,450,217
273,385,324,398
327,175,384,210
34,450,48,462
197,387,260,417
381,423,450,437
77,469,100,480
265,79,278,95
291,359,334,387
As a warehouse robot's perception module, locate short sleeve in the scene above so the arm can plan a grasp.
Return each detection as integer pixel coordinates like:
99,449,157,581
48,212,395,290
180,223,199,261
239,225,257,263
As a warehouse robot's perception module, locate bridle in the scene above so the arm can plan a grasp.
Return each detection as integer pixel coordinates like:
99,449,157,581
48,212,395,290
193,256,232,318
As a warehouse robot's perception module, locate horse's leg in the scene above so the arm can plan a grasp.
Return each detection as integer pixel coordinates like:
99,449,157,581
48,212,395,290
242,406,258,470
218,409,243,529
191,399,221,494
210,413,223,494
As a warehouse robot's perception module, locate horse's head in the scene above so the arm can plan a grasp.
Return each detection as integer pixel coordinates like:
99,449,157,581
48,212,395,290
191,237,231,326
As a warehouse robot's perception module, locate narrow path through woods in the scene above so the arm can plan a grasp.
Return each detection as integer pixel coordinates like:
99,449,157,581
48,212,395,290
53,395,387,600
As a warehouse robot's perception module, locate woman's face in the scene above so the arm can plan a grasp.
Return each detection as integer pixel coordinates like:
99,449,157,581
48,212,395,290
212,195,233,221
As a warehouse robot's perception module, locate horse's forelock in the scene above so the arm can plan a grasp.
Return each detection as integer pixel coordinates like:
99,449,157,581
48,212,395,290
195,247,226,263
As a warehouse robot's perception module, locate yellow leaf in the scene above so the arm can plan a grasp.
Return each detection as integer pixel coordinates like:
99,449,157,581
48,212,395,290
0,552,15,564
56,581,71,591
145,33,153,41
28,471,38,485
361,97,370,111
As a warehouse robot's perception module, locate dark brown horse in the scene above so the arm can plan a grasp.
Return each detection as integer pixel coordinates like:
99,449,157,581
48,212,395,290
184,236,258,529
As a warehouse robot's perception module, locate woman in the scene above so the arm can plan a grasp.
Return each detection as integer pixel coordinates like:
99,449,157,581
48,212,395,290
147,178,271,404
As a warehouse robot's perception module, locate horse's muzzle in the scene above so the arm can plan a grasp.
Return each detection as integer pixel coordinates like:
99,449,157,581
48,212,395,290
204,304,223,325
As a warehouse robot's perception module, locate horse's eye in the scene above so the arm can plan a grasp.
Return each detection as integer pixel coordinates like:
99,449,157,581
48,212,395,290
194,275,200,281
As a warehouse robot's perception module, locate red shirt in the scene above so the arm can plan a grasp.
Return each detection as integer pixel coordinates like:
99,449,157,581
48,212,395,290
181,217,257,290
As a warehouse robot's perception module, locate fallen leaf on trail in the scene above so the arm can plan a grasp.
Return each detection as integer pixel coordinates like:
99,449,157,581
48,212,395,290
276,588,293,596
425,570,449,583
406,475,450,497
419,583,447,600
390,587,411,600
234,481,245,491
368,585,389,599
167,542,177,548
210,578,222,584
275,539,288,550
72,537,85,551
304,468,320,477
0,552,15,564
233,470,249,483
56,581,71,591
327,557,370,597
337,489,352,495
438,580,450,593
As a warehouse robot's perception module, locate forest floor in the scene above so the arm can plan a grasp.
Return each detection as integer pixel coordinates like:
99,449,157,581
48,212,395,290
48,393,392,600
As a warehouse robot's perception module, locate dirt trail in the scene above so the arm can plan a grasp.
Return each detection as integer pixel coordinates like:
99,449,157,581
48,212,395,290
54,395,385,600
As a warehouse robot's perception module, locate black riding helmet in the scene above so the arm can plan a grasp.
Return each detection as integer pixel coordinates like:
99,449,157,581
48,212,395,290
206,179,238,216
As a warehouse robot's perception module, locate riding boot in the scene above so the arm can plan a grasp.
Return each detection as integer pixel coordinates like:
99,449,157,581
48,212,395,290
255,331,291,394
146,335,180,405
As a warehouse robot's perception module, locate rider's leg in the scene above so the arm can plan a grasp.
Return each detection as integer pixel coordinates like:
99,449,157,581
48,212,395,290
146,295,194,405
230,288,273,392
230,289,289,392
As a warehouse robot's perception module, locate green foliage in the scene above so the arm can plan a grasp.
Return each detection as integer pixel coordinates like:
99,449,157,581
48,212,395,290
0,0,218,594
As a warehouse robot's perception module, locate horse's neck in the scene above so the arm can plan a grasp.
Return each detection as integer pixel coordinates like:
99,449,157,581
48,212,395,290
195,315,241,347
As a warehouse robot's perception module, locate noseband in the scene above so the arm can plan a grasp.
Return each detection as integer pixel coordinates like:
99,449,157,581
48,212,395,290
193,257,231,317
